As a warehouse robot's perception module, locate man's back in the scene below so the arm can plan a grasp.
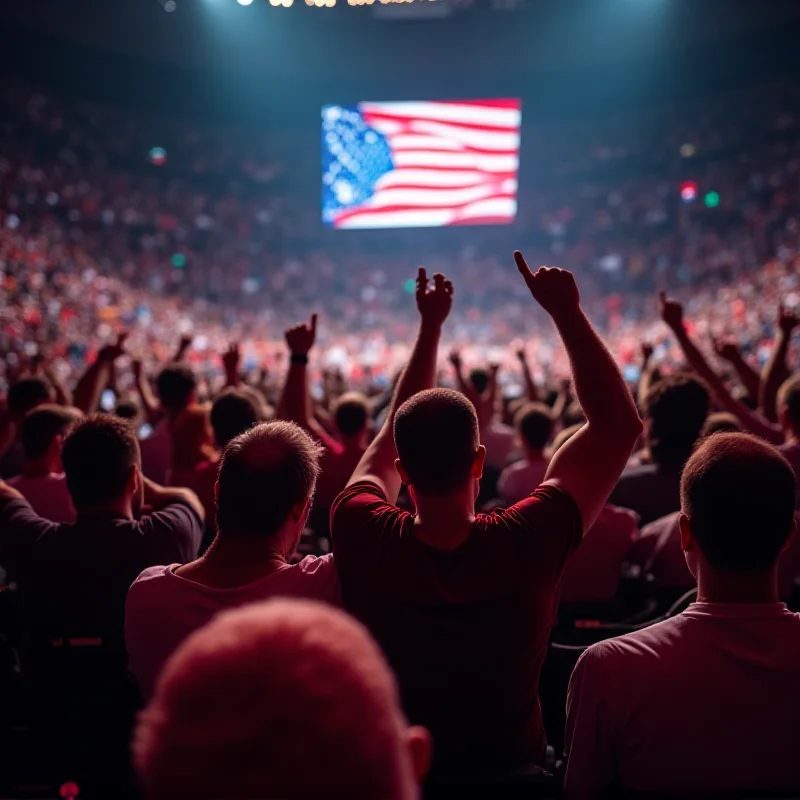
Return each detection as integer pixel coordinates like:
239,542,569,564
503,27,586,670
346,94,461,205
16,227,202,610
332,481,582,772
8,472,75,523
566,603,800,795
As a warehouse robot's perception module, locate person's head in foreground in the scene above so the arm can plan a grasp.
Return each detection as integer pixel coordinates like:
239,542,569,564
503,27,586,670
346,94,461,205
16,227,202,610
778,374,800,439
644,372,710,468
332,391,370,446
679,432,797,595
133,599,431,800
21,404,82,474
213,421,323,559
62,413,142,516
394,388,485,505
515,402,554,459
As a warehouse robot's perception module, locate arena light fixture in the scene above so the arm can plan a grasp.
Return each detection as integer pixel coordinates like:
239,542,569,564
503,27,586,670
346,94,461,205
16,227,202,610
237,0,254,5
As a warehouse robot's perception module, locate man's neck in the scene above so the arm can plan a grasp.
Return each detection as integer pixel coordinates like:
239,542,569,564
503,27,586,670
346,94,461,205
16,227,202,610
696,569,780,605
177,529,293,589
413,491,476,550
524,448,545,463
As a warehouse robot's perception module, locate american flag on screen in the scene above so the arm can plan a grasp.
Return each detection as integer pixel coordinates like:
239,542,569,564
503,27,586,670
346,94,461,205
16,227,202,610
321,99,521,229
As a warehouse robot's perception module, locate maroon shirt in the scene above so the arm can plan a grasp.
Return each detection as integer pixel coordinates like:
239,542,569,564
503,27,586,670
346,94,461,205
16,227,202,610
331,481,582,773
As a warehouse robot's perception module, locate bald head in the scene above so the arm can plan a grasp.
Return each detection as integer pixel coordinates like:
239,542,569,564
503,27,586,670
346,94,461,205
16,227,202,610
216,421,323,537
134,599,427,799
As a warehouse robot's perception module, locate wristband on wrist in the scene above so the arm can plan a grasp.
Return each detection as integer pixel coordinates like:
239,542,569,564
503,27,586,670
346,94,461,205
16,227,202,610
290,353,309,365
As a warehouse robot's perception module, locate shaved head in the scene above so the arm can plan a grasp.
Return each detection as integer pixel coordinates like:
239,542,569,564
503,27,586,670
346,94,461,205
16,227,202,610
134,599,426,799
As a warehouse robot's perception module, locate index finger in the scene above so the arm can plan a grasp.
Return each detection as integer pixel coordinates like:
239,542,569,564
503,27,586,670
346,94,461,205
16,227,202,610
658,289,667,305
310,313,318,333
514,250,533,280
416,267,428,296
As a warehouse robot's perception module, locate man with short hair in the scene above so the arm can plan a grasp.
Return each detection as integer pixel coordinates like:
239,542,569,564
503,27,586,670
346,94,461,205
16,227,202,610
610,372,710,524
332,257,642,774
565,433,800,795
0,375,54,478
0,414,204,652
134,599,431,800
210,387,265,449
140,363,197,484
497,402,553,505
8,404,82,523
125,421,339,700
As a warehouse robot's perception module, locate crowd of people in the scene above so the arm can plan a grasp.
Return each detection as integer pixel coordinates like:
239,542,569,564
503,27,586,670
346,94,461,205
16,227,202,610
0,72,800,798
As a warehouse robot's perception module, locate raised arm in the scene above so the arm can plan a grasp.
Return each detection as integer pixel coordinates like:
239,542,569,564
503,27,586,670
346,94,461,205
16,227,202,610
277,315,317,430
516,347,540,402
142,476,205,524
348,269,453,502
222,343,241,389
514,252,642,534
72,334,127,414
760,305,798,423
132,359,161,425
712,337,761,403
660,291,784,444
449,349,469,396
174,335,193,363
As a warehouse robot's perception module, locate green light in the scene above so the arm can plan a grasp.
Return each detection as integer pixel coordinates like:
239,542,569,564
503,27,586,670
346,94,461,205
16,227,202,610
172,253,186,268
704,191,720,208
403,278,416,294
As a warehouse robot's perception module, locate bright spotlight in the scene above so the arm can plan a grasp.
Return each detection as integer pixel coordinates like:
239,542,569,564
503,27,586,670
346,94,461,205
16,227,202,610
237,0,254,5
163,0,177,10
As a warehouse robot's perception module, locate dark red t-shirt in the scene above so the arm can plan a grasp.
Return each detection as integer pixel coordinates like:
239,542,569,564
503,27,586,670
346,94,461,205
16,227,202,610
331,481,582,773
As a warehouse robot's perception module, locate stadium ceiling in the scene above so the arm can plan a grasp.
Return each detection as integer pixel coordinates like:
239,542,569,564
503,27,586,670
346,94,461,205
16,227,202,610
1,0,799,73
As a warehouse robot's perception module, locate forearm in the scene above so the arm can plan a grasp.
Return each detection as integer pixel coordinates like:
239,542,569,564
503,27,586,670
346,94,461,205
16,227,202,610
730,354,761,402
554,309,640,434
674,327,784,443
277,363,312,429
72,360,109,414
389,322,441,419
520,360,539,403
135,375,160,423
760,333,790,422
146,481,205,522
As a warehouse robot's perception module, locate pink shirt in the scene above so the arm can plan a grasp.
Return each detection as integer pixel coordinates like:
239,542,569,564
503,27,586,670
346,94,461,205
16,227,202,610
559,505,638,603
139,418,172,485
7,472,75,523
125,554,340,699
497,458,549,506
565,603,800,795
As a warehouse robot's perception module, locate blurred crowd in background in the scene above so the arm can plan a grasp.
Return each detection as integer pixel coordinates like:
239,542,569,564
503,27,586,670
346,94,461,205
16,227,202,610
1,76,799,402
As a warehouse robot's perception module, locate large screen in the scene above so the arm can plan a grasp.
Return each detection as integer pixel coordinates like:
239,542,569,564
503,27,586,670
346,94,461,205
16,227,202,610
321,99,521,229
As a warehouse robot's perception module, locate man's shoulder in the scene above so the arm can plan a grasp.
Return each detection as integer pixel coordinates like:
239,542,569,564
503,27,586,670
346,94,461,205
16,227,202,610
641,510,681,538
583,616,685,668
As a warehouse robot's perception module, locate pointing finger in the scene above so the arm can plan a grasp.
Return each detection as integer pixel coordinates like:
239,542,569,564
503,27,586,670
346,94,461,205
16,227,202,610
514,250,533,280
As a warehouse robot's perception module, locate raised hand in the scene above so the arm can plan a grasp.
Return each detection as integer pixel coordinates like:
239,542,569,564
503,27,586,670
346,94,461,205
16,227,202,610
285,314,318,356
641,342,654,365
778,304,799,337
449,348,462,369
99,332,129,362
658,290,684,331
132,358,143,382
416,268,453,328
514,251,580,319
712,336,740,362
222,343,240,374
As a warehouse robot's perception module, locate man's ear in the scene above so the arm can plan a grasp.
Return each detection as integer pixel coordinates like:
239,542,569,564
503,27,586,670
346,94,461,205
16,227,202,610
471,445,486,480
406,725,432,783
395,458,411,487
290,495,309,524
214,480,219,502
780,517,797,556
679,513,693,552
